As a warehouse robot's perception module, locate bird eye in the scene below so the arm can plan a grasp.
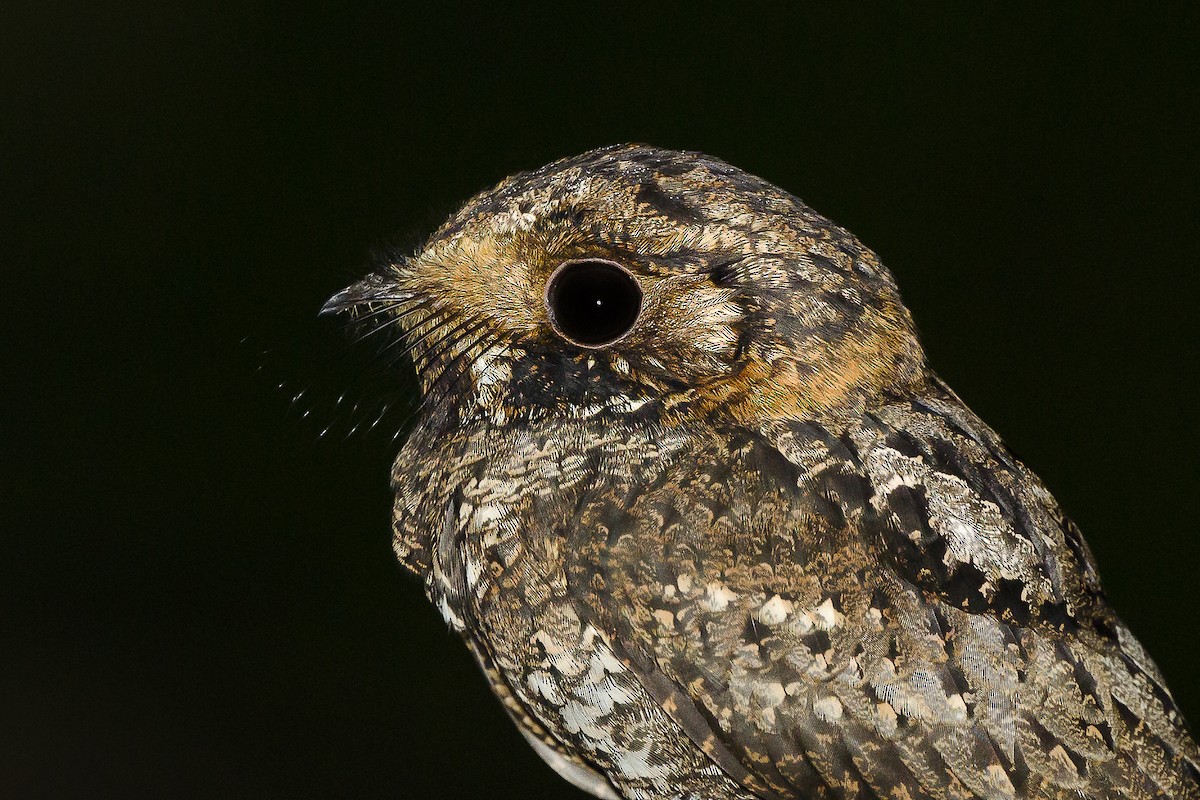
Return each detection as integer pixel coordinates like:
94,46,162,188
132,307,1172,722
545,259,642,347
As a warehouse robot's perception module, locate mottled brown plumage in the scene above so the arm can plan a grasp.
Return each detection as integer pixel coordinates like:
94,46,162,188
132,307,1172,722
326,145,1199,799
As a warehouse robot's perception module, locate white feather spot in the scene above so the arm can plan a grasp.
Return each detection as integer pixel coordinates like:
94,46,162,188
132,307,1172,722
756,682,786,708
526,670,564,705
813,695,844,721
613,744,663,780
559,700,607,739
756,595,793,626
947,692,969,722
700,582,737,612
813,597,841,629
437,597,465,630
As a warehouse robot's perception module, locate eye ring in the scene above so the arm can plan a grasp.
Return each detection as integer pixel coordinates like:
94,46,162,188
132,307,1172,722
544,258,643,348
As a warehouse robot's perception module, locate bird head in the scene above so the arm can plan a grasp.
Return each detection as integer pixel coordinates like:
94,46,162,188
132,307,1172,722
324,145,927,430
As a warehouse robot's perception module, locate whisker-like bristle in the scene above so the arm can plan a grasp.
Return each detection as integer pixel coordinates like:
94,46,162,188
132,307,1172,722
417,314,490,374
421,323,498,403
412,332,484,409
443,332,510,403
346,297,437,342
363,305,455,371
320,274,512,439
365,397,399,435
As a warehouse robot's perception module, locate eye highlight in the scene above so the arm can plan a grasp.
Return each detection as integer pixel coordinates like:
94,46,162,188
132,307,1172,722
545,259,642,347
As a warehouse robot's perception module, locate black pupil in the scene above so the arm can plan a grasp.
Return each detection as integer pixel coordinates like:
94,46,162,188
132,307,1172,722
547,260,642,346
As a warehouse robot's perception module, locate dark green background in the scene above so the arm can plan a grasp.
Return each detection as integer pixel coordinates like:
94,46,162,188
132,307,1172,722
6,5,1198,798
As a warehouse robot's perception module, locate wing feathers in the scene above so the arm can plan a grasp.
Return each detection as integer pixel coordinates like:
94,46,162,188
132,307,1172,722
561,392,1199,798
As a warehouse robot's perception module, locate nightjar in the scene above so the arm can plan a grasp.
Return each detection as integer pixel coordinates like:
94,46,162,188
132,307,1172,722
324,145,1199,799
